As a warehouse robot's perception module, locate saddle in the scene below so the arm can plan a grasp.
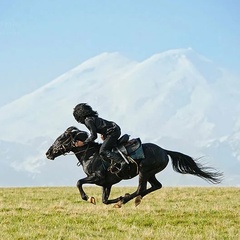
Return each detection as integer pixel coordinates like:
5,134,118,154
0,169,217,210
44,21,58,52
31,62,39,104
114,134,145,160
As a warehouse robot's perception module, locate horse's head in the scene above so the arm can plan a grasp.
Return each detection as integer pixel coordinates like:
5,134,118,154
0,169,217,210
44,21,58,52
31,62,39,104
46,126,88,160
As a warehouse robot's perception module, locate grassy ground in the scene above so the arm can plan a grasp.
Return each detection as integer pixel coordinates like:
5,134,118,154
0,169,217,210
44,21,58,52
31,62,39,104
0,186,239,240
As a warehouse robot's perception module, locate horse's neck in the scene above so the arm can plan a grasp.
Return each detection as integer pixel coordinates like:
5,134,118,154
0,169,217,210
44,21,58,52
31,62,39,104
75,143,102,175
75,143,100,164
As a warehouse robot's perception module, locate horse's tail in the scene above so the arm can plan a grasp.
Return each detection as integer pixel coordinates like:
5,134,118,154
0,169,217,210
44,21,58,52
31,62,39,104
166,150,223,184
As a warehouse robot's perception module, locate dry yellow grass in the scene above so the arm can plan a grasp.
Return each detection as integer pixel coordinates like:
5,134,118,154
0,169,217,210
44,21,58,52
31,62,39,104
0,187,239,239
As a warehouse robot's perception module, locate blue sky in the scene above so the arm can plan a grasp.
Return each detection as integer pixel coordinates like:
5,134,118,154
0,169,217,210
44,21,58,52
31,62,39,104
0,0,239,107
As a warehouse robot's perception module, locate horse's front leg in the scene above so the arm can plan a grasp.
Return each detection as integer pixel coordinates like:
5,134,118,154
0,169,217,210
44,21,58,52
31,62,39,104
102,186,123,205
76,175,100,204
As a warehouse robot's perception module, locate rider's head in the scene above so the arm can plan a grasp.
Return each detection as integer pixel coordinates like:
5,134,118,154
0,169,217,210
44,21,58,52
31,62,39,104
73,103,98,123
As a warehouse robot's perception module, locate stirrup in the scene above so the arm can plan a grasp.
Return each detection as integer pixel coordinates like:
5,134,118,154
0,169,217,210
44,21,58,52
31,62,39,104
108,163,121,174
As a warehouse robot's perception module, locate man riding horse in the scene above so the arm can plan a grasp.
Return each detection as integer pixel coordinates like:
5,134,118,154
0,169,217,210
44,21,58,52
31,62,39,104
73,103,126,173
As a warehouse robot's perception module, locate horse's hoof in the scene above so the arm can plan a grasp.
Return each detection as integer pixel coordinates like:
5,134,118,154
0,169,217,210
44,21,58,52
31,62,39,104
113,201,122,208
135,195,142,207
88,196,96,205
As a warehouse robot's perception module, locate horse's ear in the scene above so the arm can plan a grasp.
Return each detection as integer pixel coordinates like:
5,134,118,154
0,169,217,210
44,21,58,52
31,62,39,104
75,131,88,141
65,126,79,134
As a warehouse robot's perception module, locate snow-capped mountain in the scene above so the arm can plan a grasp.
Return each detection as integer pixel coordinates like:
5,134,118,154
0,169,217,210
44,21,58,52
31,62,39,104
0,48,239,186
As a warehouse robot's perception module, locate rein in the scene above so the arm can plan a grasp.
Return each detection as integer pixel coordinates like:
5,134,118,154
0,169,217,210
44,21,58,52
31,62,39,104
63,145,96,156
63,144,96,166
56,132,97,166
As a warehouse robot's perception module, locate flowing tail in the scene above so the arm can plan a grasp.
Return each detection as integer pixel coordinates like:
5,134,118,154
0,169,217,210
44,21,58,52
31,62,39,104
166,150,223,184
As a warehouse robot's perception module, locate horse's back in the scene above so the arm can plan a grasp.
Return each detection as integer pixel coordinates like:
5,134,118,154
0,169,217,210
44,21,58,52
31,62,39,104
142,142,166,155
141,143,169,170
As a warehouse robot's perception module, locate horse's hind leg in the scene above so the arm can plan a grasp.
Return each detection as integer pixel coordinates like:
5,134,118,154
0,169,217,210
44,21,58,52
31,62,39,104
140,175,162,196
117,174,162,207
114,172,148,207
134,175,162,206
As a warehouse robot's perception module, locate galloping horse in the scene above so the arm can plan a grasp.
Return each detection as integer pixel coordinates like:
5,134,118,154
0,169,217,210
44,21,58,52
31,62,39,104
46,126,222,207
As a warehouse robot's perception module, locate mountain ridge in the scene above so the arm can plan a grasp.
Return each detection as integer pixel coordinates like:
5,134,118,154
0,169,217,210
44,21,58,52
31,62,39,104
0,48,239,186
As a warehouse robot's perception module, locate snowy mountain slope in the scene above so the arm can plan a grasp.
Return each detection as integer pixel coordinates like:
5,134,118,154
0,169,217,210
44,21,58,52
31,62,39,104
0,48,239,186
0,52,137,143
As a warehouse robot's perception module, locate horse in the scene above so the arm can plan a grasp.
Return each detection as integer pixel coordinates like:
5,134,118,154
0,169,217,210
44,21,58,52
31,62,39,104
46,126,223,208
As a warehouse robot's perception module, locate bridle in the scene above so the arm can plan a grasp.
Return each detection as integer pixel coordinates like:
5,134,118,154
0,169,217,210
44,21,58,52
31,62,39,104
54,131,96,165
54,133,75,155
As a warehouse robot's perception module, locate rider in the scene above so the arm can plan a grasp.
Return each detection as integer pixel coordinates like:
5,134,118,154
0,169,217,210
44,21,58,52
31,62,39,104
73,103,126,173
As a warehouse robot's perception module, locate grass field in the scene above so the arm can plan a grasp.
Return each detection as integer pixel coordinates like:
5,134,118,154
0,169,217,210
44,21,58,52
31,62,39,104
0,186,239,240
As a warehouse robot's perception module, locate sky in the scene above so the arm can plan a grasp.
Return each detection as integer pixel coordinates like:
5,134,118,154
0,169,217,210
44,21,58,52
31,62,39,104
0,0,240,107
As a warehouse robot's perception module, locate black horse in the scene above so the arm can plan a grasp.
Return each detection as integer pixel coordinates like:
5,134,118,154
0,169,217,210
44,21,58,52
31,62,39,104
46,126,223,207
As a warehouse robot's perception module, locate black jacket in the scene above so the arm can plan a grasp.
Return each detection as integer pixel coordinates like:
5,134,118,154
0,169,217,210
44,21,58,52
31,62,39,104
83,117,120,143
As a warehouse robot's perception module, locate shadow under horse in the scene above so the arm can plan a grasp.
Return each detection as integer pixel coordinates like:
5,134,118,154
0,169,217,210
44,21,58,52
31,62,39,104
46,126,223,208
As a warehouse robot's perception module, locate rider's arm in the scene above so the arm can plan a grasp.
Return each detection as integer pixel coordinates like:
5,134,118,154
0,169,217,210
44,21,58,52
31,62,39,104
75,141,85,147
84,117,98,143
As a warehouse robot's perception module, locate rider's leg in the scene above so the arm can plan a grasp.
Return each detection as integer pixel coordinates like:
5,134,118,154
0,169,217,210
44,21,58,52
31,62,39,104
99,133,126,172
101,150,127,173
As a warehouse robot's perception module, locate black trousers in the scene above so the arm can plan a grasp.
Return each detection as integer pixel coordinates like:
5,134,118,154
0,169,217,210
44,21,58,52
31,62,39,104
99,128,121,156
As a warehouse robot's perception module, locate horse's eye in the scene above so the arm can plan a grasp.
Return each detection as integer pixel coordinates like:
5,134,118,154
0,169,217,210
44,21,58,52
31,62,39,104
53,148,58,153
64,134,69,138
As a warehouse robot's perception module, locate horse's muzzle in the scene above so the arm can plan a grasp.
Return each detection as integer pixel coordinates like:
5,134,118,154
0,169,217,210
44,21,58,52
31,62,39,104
46,152,55,160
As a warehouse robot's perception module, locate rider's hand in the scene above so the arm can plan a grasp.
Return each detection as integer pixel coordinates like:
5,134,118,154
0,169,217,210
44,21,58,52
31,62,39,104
75,141,85,147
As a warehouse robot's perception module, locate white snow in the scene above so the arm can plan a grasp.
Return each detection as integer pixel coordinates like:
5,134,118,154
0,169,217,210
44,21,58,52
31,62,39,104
0,48,239,186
